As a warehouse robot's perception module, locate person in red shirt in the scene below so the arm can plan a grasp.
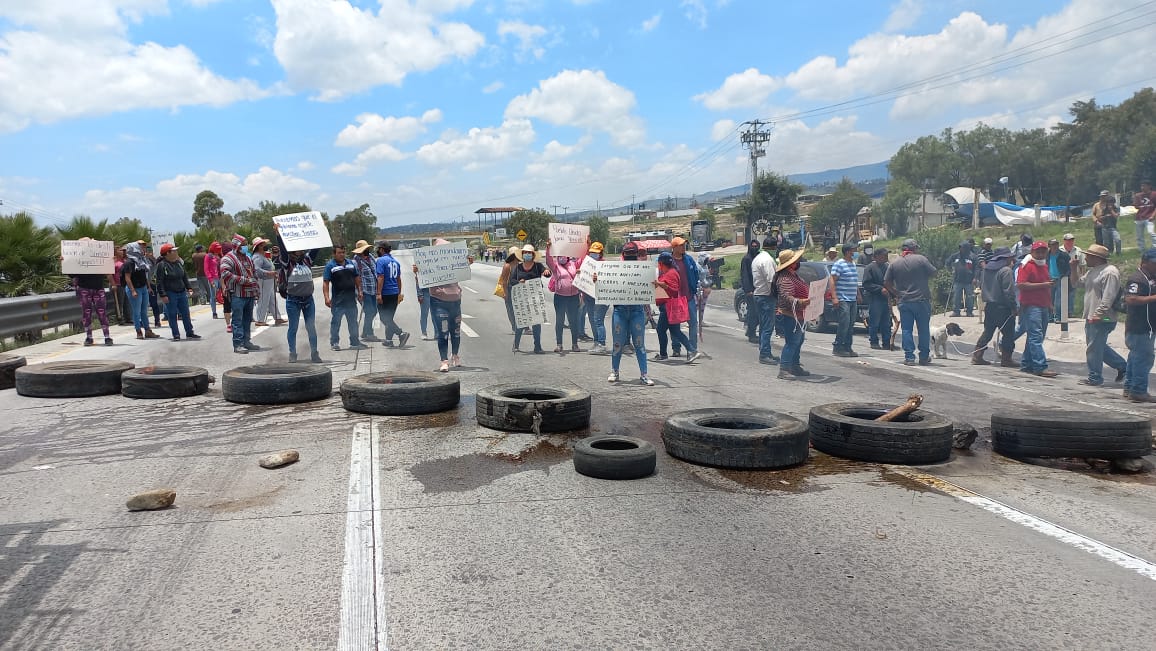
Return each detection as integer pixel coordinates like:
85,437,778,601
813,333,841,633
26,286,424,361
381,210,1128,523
1132,181,1156,250
1014,241,1058,377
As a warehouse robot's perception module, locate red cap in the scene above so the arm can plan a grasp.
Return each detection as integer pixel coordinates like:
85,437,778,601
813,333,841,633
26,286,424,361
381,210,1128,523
159,243,177,255
1030,241,1048,251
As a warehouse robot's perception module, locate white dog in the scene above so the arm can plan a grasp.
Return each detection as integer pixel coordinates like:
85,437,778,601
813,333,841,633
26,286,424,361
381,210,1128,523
930,322,965,359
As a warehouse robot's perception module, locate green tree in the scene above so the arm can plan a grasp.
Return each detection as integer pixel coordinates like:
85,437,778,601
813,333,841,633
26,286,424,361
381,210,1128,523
738,172,803,242
0,212,68,296
234,200,312,241
55,215,112,241
505,208,551,248
810,178,872,242
697,206,718,234
586,214,610,247
191,190,228,230
878,179,919,237
330,203,378,246
108,217,151,247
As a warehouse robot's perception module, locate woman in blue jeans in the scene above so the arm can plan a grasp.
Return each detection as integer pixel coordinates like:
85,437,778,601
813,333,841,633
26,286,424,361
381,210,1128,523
654,252,694,362
604,242,654,386
772,249,812,378
416,239,471,371
121,242,159,339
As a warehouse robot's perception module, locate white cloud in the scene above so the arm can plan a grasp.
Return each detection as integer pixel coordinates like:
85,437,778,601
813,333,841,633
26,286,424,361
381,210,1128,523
641,13,661,32
497,20,548,61
335,109,443,148
694,68,780,110
680,0,727,29
296,161,315,171
332,143,410,176
483,81,505,94
415,118,536,170
710,119,736,141
0,1,269,132
505,69,645,146
764,116,885,174
883,0,922,32
538,136,591,161
270,0,485,101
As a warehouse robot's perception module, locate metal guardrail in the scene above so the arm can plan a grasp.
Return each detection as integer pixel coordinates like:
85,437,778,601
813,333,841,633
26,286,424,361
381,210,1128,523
0,266,326,340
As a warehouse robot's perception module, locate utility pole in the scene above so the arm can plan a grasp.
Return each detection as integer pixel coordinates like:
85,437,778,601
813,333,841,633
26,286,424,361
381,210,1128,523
551,204,561,220
740,120,772,243
562,207,570,223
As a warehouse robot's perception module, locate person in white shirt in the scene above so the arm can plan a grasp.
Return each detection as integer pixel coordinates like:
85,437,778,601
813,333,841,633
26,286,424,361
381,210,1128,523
751,236,778,364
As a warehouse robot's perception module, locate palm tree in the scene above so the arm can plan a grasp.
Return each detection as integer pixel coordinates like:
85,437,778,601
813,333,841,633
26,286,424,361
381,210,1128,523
55,215,112,241
0,213,68,296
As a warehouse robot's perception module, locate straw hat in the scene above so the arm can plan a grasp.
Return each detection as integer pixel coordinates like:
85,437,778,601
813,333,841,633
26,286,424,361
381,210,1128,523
521,244,536,253
352,239,372,254
776,248,805,272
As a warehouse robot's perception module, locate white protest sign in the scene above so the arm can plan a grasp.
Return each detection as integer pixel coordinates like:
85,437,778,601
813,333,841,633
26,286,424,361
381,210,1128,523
412,242,471,288
573,258,599,298
273,211,332,251
803,277,829,323
548,222,589,259
151,231,175,254
495,227,508,238
61,239,115,275
511,279,548,328
595,261,655,305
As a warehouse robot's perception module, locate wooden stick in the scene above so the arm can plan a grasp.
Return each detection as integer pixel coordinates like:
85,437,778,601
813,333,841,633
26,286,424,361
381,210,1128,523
876,394,923,422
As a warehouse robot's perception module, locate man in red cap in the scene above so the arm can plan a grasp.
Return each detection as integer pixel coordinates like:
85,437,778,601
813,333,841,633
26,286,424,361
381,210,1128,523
155,243,200,341
1013,241,1057,377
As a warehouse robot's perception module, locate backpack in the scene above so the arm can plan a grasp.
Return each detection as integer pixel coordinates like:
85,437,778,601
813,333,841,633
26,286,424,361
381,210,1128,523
276,264,289,298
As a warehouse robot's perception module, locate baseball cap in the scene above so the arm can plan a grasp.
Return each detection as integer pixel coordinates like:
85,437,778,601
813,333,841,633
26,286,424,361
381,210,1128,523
841,242,857,252
671,236,687,247
1048,238,1059,245
657,251,674,265
826,246,838,253
1031,241,1048,251
901,238,919,251
1063,233,1075,241
621,241,641,256
1100,190,1111,197
159,243,177,255
874,247,889,256
983,237,993,244
588,242,604,254
1143,248,1156,262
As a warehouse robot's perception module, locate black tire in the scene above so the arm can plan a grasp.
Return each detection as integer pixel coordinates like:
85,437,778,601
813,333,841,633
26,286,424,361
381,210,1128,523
808,402,954,465
122,366,210,399
222,364,332,405
573,435,656,480
991,409,1152,460
476,384,591,433
15,360,135,398
0,354,27,390
734,293,749,322
661,408,808,469
340,372,459,415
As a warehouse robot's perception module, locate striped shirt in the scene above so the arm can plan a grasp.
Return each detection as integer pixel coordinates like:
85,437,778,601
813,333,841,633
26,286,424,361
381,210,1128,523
354,254,377,295
830,258,859,301
219,251,260,298
774,270,809,319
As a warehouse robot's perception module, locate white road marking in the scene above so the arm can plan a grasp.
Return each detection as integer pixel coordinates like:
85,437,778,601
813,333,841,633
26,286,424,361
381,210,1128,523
463,285,478,294
887,467,1156,582
339,423,387,650
460,322,479,338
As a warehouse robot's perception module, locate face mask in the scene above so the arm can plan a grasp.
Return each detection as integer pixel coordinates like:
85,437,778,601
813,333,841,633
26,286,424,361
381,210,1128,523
591,253,601,260
557,256,569,265
523,253,534,262
241,246,250,255
1032,257,1047,265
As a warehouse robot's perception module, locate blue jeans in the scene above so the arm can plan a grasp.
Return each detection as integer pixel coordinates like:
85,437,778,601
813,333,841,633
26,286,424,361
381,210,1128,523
587,301,609,346
554,293,581,346
230,295,255,348
207,278,220,317
1050,280,1075,320
163,291,194,337
950,282,974,315
1016,305,1049,372
1125,332,1156,396
329,296,360,347
686,295,699,353
776,313,805,368
577,298,590,338
360,294,378,339
285,295,317,356
898,300,931,361
514,323,541,350
658,304,693,353
867,295,892,347
833,299,857,351
417,287,430,336
125,285,149,331
1136,219,1156,251
1085,321,1126,384
611,305,648,375
1105,228,1122,254
755,295,776,359
431,297,462,360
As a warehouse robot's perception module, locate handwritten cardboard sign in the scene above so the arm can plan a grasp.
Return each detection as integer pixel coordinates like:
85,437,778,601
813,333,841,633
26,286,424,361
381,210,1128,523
573,258,599,298
511,278,548,328
273,211,332,251
150,231,175,254
412,242,471,288
61,239,114,275
595,261,655,305
803,277,829,323
548,223,589,258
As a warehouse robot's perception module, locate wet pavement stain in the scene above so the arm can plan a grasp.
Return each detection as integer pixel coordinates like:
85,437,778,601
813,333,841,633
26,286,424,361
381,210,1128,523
1011,456,1156,486
201,484,285,513
385,395,474,431
707,452,870,494
408,438,574,494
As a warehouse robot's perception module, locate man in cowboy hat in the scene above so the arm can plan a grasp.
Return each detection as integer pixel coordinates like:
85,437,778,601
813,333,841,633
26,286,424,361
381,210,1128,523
1079,244,1127,387
971,247,1017,366
772,248,812,379
351,240,379,341
884,238,937,365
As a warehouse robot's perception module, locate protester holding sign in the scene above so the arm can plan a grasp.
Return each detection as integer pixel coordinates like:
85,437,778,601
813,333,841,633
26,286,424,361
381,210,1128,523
545,240,583,353
275,228,321,363
581,242,608,354
62,238,114,346
497,246,520,334
414,238,473,371
509,244,551,353
604,242,653,385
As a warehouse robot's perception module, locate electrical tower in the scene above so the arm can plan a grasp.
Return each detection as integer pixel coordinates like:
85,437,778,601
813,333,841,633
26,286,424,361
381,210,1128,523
740,120,772,242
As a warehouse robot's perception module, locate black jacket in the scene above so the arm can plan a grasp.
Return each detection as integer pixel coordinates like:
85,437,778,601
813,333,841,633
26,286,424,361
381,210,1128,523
862,261,888,298
155,258,192,294
740,254,756,293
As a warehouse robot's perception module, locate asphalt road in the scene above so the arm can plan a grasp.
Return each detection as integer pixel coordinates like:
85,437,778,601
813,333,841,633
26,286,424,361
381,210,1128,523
2,260,1155,650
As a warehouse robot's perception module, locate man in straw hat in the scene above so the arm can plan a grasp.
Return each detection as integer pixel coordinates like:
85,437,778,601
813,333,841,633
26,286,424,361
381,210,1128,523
351,240,379,341
772,248,812,379
1079,244,1126,387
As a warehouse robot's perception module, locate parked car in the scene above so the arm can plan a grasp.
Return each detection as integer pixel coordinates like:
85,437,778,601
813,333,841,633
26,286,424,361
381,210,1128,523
733,260,869,332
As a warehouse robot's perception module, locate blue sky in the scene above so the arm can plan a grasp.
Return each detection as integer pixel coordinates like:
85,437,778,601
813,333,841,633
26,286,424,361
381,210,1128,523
2,0,1153,232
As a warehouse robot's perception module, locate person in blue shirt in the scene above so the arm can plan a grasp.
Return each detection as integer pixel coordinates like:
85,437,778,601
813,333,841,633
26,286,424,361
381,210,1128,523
830,242,861,357
323,244,366,352
374,241,411,348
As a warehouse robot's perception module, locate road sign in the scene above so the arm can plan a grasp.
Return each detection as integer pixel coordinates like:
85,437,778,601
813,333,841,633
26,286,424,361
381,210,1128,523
516,229,527,241
482,232,492,245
